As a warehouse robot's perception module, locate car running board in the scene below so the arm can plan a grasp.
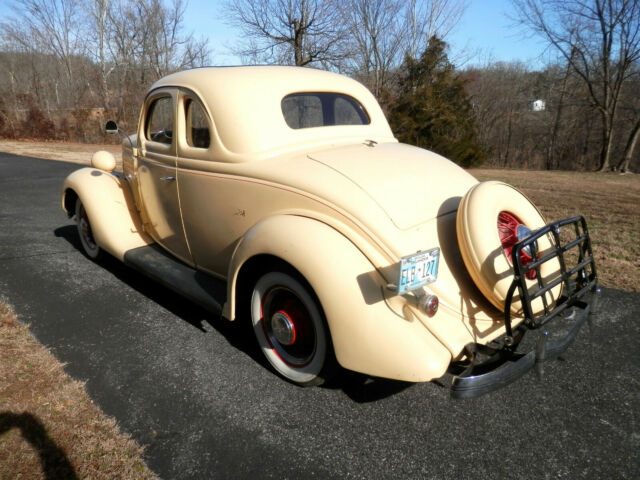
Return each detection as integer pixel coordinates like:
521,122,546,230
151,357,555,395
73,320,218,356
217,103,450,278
123,244,225,315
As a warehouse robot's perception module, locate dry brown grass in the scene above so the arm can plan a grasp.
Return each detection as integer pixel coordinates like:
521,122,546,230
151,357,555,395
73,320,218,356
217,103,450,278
0,139,120,166
0,301,159,480
471,168,640,293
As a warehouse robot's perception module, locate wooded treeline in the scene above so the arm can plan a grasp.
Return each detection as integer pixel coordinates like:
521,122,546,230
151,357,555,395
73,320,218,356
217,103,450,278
0,0,638,172
0,0,208,141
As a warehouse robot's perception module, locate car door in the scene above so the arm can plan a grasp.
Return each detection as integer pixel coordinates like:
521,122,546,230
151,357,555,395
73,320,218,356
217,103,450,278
137,89,192,264
174,90,232,276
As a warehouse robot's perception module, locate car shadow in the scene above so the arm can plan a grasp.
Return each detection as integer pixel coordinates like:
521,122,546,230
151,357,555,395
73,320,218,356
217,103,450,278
323,372,419,403
54,225,264,364
54,224,429,403
0,411,79,480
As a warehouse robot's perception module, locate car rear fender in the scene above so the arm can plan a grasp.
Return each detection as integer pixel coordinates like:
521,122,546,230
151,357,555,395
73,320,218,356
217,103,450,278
226,214,451,382
61,168,152,261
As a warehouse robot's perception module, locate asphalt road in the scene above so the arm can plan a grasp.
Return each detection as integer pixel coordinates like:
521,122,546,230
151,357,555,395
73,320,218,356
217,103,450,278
1,154,638,479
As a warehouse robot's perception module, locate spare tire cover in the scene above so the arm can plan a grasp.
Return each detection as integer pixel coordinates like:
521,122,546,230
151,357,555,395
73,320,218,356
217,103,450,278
456,181,562,315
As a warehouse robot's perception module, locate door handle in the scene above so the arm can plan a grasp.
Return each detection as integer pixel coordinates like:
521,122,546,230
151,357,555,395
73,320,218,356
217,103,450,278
160,176,176,182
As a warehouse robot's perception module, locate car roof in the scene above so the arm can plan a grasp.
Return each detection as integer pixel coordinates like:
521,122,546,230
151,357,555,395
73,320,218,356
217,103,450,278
149,66,396,161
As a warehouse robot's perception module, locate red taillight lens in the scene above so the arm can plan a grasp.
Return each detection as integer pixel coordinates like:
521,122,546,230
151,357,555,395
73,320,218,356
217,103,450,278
420,295,439,317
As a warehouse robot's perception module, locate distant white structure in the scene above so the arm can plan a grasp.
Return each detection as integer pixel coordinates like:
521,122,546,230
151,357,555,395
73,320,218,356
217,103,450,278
532,99,546,112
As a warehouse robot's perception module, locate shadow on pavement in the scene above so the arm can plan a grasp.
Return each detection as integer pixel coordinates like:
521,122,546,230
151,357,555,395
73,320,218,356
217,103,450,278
0,412,79,480
54,224,422,403
54,224,268,368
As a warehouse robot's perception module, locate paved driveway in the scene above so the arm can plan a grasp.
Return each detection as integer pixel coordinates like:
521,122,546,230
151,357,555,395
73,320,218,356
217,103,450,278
1,154,638,479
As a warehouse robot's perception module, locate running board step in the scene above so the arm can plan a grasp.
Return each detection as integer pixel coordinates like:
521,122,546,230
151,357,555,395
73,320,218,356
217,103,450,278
123,244,225,315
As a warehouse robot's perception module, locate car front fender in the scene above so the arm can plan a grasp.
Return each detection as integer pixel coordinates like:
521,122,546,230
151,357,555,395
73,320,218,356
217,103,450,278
226,214,451,382
61,168,152,261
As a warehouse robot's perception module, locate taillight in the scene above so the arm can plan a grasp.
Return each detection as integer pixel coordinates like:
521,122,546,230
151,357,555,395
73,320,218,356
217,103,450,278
419,295,439,317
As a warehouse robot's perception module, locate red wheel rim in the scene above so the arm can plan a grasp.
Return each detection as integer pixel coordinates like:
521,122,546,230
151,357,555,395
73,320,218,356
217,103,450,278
261,286,316,367
497,211,536,280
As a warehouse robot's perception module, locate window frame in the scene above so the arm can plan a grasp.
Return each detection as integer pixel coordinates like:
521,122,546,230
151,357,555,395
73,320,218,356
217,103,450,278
145,95,175,145
184,97,211,150
176,89,216,162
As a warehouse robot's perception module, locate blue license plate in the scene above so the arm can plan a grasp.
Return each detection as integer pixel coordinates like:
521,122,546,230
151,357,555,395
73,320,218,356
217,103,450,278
398,248,440,295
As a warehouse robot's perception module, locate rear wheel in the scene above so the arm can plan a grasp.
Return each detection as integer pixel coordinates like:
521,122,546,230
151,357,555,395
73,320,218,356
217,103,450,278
75,199,102,260
250,271,334,386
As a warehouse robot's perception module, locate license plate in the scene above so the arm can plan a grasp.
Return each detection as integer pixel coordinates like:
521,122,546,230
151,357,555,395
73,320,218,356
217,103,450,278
397,248,440,295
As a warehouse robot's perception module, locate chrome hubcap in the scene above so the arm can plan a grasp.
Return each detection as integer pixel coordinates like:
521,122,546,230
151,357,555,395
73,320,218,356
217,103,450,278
261,286,316,367
270,311,296,345
516,224,535,257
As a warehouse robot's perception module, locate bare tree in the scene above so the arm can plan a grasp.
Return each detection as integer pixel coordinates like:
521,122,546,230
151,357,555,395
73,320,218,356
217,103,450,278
617,74,640,172
341,0,468,100
83,0,115,109
137,0,209,78
404,0,468,59
341,0,404,97
0,0,210,140
512,0,640,171
224,0,348,66
1,0,85,101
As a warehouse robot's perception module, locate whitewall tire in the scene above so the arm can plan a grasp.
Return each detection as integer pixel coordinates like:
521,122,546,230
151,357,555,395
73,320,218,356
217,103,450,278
75,199,102,260
251,271,333,386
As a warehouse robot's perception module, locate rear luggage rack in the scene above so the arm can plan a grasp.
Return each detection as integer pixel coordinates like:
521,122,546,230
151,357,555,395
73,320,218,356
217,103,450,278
451,216,599,399
504,215,598,337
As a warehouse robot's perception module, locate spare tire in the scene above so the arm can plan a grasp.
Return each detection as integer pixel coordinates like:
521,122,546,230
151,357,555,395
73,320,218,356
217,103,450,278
456,181,562,315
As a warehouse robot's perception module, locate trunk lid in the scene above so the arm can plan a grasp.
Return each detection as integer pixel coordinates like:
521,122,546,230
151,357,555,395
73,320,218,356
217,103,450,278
308,142,477,229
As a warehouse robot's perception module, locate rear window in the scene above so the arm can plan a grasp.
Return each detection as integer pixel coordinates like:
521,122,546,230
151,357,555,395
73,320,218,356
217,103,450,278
282,93,370,129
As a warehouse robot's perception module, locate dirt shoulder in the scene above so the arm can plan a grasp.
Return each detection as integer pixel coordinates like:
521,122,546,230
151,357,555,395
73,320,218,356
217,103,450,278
0,139,119,166
0,302,159,479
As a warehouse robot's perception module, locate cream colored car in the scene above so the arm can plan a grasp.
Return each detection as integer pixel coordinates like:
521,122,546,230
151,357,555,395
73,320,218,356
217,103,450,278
62,66,599,398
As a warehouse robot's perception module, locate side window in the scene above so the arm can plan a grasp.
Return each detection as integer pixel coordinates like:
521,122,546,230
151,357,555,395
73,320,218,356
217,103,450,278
185,99,210,149
146,96,174,145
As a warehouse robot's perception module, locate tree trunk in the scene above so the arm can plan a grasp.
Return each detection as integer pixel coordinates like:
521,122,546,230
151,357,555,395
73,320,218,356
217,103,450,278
597,111,613,171
617,119,640,173
547,61,572,170
503,111,513,167
292,19,304,66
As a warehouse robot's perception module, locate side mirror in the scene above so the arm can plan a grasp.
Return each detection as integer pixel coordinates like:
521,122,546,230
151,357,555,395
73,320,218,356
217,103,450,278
105,120,118,135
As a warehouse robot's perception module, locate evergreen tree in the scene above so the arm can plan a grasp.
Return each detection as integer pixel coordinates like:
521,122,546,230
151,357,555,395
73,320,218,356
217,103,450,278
389,37,486,167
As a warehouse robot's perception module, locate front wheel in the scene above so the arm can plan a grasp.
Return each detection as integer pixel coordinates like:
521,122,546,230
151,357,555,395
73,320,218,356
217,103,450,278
75,199,102,260
250,271,335,386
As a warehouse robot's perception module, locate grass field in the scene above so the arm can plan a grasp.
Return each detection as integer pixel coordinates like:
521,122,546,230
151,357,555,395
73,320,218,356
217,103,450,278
471,168,640,293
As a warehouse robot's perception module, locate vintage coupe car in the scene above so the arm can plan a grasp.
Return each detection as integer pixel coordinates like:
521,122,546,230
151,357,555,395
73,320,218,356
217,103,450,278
61,66,599,398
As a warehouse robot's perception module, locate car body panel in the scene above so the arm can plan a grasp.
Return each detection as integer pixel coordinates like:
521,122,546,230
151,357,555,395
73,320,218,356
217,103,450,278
62,168,152,260
308,142,478,229
226,214,452,381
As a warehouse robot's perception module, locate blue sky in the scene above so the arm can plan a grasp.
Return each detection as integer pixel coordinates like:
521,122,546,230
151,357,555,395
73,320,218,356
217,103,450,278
184,0,552,67
0,0,551,68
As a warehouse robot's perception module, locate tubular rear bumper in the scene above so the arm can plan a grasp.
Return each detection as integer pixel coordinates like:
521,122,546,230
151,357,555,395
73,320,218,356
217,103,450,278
451,292,598,399
451,216,599,399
